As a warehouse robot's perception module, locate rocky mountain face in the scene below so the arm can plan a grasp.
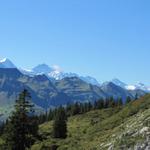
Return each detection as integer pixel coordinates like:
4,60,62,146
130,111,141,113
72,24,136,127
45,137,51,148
55,77,106,102
101,82,133,101
0,68,71,109
0,68,146,110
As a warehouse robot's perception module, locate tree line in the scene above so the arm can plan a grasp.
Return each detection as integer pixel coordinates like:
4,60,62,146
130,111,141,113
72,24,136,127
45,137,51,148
38,95,133,124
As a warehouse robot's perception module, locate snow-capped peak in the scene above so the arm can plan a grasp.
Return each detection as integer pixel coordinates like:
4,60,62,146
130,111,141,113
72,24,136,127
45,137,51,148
125,85,136,90
22,63,101,86
48,71,78,80
0,58,7,63
23,69,32,72
135,82,150,91
0,58,16,68
125,82,150,92
111,78,127,88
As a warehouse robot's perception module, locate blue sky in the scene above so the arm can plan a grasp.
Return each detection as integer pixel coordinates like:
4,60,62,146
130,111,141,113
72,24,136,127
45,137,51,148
0,0,150,84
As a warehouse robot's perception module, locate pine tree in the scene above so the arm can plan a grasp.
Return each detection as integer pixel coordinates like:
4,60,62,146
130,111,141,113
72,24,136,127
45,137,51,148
135,93,138,100
94,101,98,109
104,98,109,108
71,102,80,115
108,97,115,108
4,89,38,150
53,106,67,139
66,104,72,117
0,121,5,136
126,96,132,104
97,99,104,109
48,109,54,121
87,102,92,111
79,103,83,114
117,98,123,106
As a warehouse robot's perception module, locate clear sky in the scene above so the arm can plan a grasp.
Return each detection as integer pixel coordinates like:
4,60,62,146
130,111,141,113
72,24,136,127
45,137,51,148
0,0,150,84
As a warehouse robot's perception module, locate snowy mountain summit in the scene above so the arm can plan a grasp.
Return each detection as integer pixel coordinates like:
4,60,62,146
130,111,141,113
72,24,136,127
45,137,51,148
33,64,100,86
20,63,100,86
0,58,16,68
126,82,150,92
0,58,149,91
111,78,127,88
111,78,150,92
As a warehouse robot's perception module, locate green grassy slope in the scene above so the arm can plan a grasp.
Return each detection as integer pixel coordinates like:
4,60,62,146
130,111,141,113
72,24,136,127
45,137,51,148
31,94,150,150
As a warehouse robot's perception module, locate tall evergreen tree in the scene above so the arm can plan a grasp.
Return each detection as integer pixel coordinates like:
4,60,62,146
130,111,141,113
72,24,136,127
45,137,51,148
117,98,123,106
4,89,38,150
53,106,67,139
108,97,115,108
87,102,92,111
135,93,138,100
94,101,98,109
71,102,81,115
48,109,54,121
126,96,132,104
97,99,105,109
0,121,5,136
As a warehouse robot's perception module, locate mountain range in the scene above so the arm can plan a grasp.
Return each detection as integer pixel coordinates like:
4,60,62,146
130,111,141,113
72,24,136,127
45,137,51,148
0,58,148,111
21,63,101,86
1,58,149,91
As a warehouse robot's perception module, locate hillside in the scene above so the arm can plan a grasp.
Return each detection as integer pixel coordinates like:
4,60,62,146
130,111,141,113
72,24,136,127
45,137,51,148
31,94,150,150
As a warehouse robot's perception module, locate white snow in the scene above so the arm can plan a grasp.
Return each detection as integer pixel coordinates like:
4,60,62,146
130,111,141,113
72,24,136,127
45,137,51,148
0,58,7,63
0,58,16,68
125,85,136,90
23,69,32,72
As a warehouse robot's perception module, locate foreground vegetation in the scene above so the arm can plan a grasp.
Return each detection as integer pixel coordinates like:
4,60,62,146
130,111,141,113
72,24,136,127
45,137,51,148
31,94,150,150
0,91,150,150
